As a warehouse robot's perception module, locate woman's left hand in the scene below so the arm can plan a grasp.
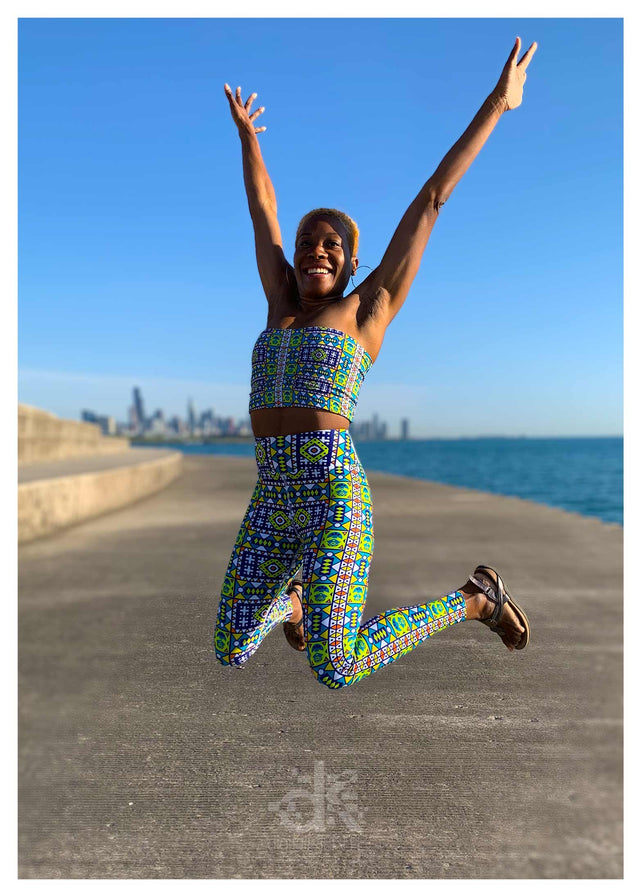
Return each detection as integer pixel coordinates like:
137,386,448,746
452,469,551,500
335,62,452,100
492,36,538,111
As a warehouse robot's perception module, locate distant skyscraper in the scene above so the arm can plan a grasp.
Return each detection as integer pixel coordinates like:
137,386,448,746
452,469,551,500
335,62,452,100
187,398,196,433
351,414,389,441
401,418,410,440
133,387,146,430
149,409,166,435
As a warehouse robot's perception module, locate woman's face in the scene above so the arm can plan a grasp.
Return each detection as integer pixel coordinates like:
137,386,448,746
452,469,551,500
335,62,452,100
293,216,357,302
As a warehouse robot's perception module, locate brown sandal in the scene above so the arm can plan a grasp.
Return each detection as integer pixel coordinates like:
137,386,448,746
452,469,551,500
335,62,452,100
283,579,306,651
469,565,531,650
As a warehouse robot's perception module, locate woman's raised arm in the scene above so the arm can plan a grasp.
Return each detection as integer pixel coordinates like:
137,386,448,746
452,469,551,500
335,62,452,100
224,84,292,304
359,38,538,323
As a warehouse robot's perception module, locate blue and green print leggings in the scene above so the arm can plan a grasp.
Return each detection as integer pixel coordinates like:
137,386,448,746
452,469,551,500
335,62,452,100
214,429,466,688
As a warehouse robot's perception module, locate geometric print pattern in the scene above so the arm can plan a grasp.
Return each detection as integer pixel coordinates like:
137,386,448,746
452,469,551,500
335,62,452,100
249,326,374,422
214,428,467,688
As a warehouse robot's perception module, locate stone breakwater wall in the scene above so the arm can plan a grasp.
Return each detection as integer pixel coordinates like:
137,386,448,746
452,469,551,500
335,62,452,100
19,404,129,465
17,405,183,543
18,450,183,543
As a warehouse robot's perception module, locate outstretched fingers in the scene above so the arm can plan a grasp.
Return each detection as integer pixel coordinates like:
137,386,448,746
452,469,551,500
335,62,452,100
247,93,266,133
224,83,243,112
250,105,267,132
226,84,246,109
517,40,538,70
223,83,267,134
506,36,538,70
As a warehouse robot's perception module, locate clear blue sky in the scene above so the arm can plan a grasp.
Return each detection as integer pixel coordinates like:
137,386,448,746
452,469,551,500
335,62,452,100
17,16,623,437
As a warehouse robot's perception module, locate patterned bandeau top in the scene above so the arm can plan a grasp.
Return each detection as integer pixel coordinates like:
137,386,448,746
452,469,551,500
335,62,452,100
249,326,374,422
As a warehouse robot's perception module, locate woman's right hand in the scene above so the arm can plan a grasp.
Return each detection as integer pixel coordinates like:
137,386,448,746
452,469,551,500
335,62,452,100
224,84,266,137
491,37,537,111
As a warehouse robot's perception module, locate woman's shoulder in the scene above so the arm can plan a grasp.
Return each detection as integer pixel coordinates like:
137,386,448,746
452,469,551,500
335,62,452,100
263,296,388,363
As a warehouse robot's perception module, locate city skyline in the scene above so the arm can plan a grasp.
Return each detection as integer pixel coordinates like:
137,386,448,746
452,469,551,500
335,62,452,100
78,384,400,440
82,384,252,438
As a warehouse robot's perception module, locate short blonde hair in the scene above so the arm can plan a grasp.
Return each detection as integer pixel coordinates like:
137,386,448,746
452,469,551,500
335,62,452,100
295,208,359,257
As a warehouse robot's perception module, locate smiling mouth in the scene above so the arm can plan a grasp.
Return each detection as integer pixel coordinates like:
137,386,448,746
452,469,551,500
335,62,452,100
304,267,332,277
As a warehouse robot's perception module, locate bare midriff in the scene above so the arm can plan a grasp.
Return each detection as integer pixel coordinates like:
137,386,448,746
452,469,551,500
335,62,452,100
250,406,351,437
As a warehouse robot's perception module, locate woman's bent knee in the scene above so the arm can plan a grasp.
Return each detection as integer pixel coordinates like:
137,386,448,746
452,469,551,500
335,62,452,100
213,625,252,667
215,648,249,668
309,662,356,690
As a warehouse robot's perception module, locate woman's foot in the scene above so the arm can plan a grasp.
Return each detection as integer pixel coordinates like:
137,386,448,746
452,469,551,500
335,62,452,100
283,582,306,651
460,568,527,652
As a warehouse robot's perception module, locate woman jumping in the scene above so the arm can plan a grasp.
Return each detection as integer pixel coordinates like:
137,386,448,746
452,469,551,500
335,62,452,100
214,37,537,689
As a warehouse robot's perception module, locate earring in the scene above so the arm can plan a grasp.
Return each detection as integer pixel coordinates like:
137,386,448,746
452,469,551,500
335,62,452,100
350,264,371,288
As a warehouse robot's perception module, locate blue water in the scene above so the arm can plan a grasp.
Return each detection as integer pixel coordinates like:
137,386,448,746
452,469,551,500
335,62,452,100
156,436,623,526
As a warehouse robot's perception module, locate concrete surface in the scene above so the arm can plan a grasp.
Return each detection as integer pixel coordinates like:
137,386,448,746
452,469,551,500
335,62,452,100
19,404,129,465
18,449,183,544
18,455,623,879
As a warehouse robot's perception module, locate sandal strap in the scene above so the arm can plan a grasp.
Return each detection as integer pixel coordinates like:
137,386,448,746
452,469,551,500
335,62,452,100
285,579,304,601
469,566,506,626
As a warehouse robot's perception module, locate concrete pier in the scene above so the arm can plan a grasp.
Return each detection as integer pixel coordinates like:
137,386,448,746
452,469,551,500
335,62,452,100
18,455,623,878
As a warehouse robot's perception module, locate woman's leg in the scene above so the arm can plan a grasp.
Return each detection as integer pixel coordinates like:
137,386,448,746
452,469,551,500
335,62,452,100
214,471,304,667
296,430,467,689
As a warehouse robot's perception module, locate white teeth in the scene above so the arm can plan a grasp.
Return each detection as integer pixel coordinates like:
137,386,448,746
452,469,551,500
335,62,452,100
307,268,330,274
